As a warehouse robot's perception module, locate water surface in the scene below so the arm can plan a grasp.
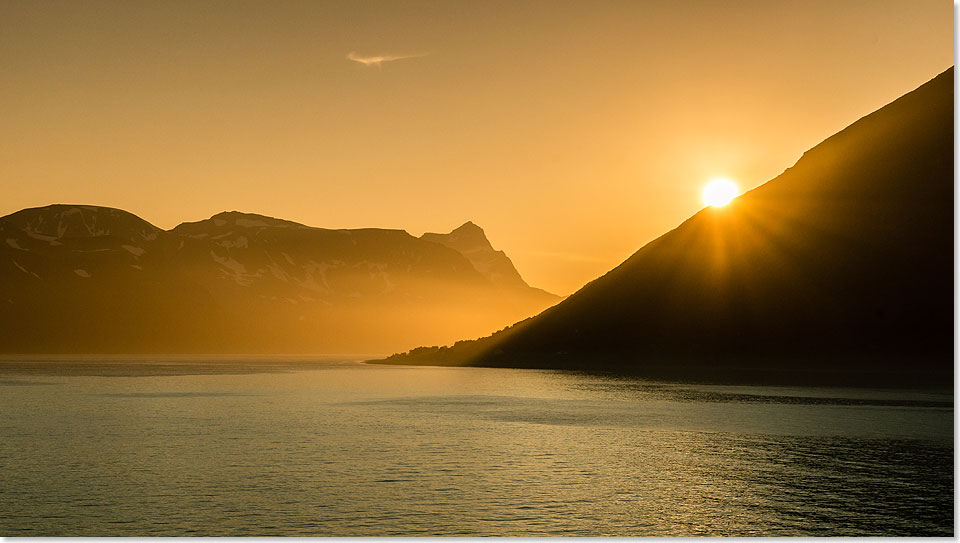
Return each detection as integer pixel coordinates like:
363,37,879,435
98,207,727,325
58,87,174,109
0,358,952,536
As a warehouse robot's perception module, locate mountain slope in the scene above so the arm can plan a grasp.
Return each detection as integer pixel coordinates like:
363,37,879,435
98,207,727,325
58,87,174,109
378,67,954,382
0,208,559,353
0,205,221,353
421,221,529,288
420,221,559,303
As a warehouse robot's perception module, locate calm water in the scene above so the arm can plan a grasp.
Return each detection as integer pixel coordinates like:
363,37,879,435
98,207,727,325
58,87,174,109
0,357,953,536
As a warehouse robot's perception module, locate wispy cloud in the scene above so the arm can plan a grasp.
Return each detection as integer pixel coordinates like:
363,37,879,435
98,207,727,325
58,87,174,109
346,51,430,69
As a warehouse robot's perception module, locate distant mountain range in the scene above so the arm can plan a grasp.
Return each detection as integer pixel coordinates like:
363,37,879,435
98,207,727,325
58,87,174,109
377,67,954,385
0,208,558,353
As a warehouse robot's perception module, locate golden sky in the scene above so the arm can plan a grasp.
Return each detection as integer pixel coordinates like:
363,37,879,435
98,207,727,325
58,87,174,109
1,0,952,295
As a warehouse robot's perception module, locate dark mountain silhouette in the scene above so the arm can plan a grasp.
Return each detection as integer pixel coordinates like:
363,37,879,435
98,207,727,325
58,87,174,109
377,67,954,385
0,208,559,353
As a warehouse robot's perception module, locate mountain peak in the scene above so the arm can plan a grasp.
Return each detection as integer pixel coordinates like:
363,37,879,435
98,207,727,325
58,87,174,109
425,221,492,250
453,220,482,231
172,211,308,234
208,211,307,229
420,222,540,290
1,204,162,242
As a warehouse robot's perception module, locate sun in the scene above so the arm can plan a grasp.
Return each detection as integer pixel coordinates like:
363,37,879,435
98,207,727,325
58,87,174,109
702,178,740,207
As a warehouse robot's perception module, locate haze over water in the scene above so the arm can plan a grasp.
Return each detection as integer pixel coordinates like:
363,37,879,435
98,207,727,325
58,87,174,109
0,358,951,536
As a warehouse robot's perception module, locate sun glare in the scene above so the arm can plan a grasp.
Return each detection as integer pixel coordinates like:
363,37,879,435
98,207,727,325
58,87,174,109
702,178,740,207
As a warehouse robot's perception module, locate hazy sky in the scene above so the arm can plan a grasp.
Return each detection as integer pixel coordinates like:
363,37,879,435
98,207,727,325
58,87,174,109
1,0,952,295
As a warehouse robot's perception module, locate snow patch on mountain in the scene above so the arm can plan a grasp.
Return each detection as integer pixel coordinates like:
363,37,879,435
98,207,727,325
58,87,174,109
267,263,290,282
216,235,249,249
236,218,269,228
12,260,39,278
294,261,334,293
25,231,62,246
209,250,259,286
121,245,146,256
